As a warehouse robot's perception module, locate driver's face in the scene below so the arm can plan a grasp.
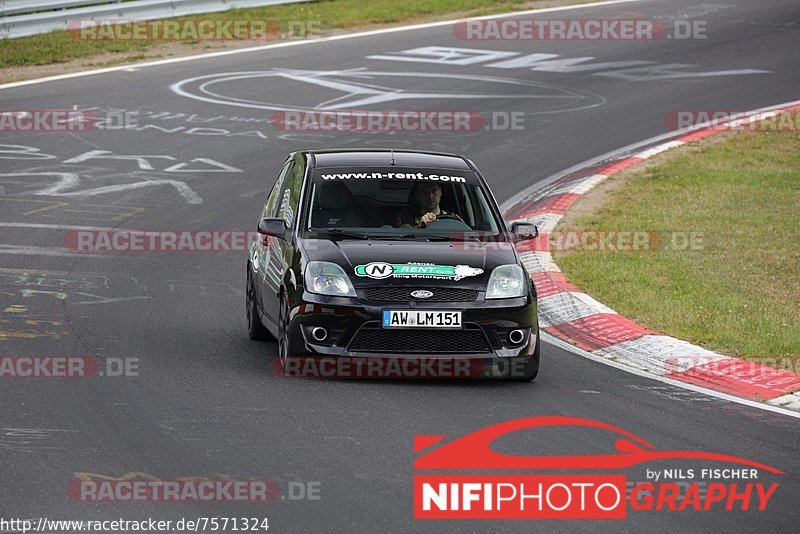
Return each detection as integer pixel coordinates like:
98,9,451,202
416,184,442,212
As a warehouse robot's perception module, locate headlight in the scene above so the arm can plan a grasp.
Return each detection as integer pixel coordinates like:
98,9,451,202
305,261,356,297
485,264,527,299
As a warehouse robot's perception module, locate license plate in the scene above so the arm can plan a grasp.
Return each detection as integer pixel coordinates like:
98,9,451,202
382,310,462,329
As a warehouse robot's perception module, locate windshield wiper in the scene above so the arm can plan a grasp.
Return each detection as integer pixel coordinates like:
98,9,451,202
314,229,482,241
423,234,484,242
315,228,370,239
365,233,420,241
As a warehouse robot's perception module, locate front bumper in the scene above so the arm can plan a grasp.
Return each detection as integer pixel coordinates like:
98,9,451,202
285,288,538,364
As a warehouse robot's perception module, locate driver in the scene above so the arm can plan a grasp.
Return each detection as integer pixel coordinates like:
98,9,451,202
395,182,461,228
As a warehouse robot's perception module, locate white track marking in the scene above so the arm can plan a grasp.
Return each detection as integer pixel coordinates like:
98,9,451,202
0,222,118,231
516,99,800,418
633,140,685,159
21,289,67,300
592,335,728,375
542,332,800,420
42,180,203,204
0,244,114,257
0,0,641,91
0,172,80,195
537,291,615,327
500,99,800,214
75,294,151,305
171,69,604,114
545,173,608,197
163,158,242,173
768,392,800,411
0,172,203,204
518,250,560,273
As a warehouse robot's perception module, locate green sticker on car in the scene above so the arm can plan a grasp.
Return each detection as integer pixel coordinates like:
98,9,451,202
355,262,483,281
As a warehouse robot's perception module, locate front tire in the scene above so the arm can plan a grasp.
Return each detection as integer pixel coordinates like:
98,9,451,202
246,269,271,341
278,294,297,370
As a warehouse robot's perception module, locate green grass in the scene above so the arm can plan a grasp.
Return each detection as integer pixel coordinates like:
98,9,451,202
0,0,584,69
555,128,800,359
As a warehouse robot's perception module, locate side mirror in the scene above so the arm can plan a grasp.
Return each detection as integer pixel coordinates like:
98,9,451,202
510,221,538,242
257,217,288,240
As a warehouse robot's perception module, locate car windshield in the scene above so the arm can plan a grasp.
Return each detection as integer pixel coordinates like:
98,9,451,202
304,167,504,240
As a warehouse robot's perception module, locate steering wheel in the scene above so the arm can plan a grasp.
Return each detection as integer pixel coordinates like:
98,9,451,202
422,214,469,230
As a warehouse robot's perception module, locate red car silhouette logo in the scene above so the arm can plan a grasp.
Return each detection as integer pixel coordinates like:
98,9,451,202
414,416,782,473
413,417,782,519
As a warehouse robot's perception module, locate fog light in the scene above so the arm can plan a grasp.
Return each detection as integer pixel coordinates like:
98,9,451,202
311,327,328,342
508,329,525,345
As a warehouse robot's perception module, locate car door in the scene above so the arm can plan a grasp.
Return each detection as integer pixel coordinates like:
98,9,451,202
256,159,293,322
264,155,306,322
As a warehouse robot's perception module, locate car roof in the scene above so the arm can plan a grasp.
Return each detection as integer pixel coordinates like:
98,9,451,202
303,149,474,171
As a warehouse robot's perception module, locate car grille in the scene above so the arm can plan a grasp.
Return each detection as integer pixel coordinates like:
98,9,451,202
363,287,478,302
348,323,490,354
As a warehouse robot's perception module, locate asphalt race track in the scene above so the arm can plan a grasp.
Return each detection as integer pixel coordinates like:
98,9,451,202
1,0,799,531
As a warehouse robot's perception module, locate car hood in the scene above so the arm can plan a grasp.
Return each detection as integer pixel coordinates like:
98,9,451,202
301,238,519,289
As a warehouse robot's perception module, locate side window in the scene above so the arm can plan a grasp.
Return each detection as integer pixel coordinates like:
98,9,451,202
278,162,305,227
262,161,293,220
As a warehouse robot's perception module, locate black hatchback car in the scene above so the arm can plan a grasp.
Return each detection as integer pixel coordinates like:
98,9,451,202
246,149,540,380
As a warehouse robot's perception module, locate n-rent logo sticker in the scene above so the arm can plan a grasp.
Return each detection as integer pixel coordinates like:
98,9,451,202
355,262,483,281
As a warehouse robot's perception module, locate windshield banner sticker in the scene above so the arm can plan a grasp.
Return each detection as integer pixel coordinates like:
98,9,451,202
355,262,483,281
320,171,467,183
